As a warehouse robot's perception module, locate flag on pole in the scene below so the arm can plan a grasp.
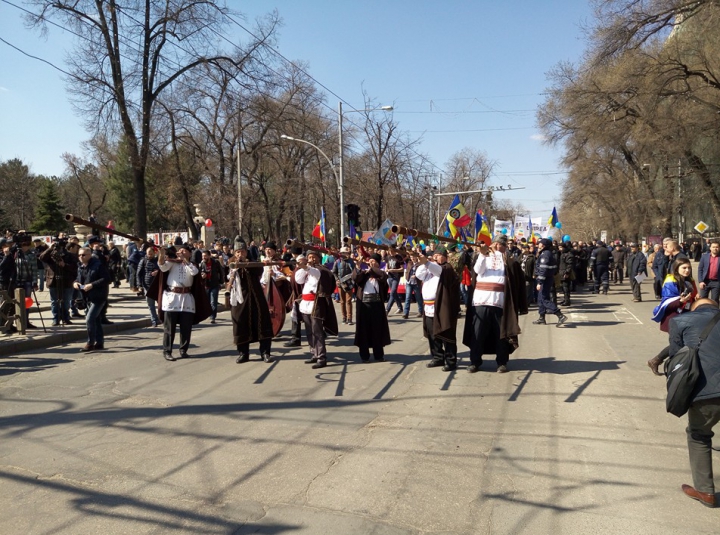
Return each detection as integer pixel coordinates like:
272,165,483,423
445,195,472,239
475,209,492,246
547,207,559,228
529,215,537,244
311,207,326,242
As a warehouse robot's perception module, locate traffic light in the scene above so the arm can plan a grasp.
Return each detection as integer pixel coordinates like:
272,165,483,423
346,204,361,229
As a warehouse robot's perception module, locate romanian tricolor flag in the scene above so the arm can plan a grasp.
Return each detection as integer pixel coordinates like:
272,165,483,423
311,207,326,243
475,209,492,246
445,195,471,239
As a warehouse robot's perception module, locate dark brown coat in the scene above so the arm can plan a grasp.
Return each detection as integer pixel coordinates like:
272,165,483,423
423,262,461,343
230,264,273,345
462,253,528,352
353,266,391,348
148,264,212,325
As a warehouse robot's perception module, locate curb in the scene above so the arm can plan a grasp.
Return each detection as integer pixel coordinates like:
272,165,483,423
0,318,152,357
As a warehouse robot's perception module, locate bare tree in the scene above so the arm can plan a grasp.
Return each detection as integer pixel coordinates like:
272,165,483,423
26,0,278,236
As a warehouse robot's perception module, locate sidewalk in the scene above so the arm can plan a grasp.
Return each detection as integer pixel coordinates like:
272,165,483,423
0,286,154,357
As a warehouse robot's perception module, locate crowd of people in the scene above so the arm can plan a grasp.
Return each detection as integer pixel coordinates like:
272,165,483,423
1,224,720,508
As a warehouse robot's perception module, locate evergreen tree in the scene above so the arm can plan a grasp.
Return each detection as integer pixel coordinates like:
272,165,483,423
30,179,67,235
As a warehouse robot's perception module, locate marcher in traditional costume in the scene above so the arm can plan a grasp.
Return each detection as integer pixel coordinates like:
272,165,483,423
462,234,528,373
415,246,460,371
227,243,274,363
284,246,305,348
353,253,391,362
154,244,211,361
293,250,338,369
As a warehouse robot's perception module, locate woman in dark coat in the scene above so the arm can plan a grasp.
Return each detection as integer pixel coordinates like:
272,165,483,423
227,244,274,364
353,253,392,362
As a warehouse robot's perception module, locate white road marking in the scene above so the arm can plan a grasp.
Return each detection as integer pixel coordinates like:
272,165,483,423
614,307,643,325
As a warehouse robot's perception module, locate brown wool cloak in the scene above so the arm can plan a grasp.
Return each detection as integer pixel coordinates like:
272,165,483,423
462,253,528,352
148,264,212,325
353,266,391,348
423,262,461,343
230,264,274,346
294,265,339,337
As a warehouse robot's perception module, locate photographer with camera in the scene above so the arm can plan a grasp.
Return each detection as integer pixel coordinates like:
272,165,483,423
39,238,78,326
34,238,48,292
15,234,39,328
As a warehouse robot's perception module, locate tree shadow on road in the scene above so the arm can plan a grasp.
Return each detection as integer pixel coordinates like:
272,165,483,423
0,356,74,377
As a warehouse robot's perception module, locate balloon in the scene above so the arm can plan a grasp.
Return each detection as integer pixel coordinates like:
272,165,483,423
555,222,562,229
501,228,508,235
25,297,34,309
563,234,571,242
205,218,213,227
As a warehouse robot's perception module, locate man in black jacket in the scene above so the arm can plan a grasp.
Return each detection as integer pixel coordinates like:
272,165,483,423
590,242,611,294
74,247,111,352
648,298,720,508
558,241,575,306
626,243,647,302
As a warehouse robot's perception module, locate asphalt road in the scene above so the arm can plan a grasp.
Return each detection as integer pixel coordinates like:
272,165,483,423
1,283,718,534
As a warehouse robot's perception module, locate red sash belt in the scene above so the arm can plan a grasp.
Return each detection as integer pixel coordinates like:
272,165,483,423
475,282,504,293
301,293,316,301
424,300,435,306
168,286,192,294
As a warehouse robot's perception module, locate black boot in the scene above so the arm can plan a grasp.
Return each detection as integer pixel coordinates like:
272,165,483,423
556,313,568,326
532,315,546,325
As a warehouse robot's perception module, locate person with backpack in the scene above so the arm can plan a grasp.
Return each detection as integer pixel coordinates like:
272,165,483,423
647,298,720,508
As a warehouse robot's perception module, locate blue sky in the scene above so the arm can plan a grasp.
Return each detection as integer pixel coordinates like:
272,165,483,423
0,0,593,217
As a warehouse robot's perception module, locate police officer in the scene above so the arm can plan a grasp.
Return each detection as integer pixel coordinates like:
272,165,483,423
533,238,568,326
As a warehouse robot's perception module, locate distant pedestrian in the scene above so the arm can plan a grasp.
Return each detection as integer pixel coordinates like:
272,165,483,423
697,240,720,304
74,247,111,352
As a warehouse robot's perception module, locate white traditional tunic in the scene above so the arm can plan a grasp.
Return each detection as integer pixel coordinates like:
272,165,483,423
416,261,443,317
160,261,198,313
261,264,287,287
363,277,379,295
295,266,321,315
472,251,506,308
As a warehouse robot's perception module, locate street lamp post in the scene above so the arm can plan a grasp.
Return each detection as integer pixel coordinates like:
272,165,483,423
280,134,340,240
338,102,393,240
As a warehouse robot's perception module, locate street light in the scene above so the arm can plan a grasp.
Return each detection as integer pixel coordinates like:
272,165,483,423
280,134,341,239
338,102,393,239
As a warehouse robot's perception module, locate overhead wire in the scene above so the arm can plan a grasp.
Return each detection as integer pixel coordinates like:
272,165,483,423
2,0,542,179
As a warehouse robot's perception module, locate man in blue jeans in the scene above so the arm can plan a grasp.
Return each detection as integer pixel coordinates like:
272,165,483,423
385,251,404,316
74,247,111,352
402,257,424,319
200,249,224,324
39,239,78,326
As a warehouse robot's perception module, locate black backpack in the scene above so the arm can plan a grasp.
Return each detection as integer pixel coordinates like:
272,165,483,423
664,311,720,417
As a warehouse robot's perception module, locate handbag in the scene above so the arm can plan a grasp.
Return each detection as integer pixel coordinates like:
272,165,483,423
664,311,720,417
